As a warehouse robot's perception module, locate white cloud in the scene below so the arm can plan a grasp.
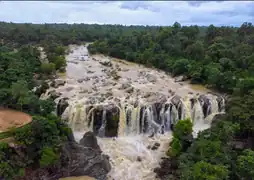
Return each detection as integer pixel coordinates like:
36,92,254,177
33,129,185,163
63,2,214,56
0,1,253,26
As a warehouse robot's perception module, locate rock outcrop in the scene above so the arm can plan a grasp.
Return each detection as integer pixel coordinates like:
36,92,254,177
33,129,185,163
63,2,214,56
57,98,69,116
34,82,50,97
51,79,66,88
48,90,62,100
79,132,101,152
154,157,178,180
19,132,111,180
211,113,227,127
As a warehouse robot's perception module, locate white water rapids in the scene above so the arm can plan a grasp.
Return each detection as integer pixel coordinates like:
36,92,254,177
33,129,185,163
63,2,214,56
41,44,225,180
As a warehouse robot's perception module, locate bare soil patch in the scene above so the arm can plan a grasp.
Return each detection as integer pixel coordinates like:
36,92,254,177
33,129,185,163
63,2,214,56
0,109,32,133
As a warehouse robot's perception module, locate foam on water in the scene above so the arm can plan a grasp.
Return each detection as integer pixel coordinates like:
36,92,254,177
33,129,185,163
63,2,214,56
75,132,172,180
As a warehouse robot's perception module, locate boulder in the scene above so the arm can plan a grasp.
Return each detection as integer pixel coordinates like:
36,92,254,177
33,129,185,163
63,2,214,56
151,142,160,150
174,75,187,82
34,82,49,97
77,79,84,83
104,91,113,98
66,87,74,92
137,156,142,162
84,77,90,81
79,132,101,152
154,157,178,179
49,90,61,100
119,82,130,90
143,92,154,98
138,71,146,77
146,74,157,83
99,59,112,67
122,68,129,72
125,86,134,93
51,79,66,88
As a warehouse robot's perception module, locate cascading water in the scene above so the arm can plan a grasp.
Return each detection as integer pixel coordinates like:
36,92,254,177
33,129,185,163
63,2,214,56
52,44,227,180
62,92,225,180
98,108,107,137
118,102,127,136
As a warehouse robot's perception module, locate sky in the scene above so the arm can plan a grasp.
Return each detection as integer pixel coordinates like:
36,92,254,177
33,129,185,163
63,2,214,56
0,1,253,27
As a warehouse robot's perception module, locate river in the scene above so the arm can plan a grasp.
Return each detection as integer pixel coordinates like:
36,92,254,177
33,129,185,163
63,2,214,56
42,43,225,180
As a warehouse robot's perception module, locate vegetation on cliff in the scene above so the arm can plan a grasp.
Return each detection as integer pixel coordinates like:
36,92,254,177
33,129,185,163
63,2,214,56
0,35,71,179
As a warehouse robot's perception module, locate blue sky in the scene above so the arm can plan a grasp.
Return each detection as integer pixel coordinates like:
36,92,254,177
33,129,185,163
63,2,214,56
0,1,253,26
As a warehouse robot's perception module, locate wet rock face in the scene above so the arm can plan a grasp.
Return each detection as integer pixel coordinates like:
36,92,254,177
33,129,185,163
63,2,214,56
216,96,225,112
198,95,211,117
211,113,227,127
90,105,119,137
171,95,181,107
19,139,111,180
154,157,178,180
34,82,50,97
57,98,69,116
48,90,62,100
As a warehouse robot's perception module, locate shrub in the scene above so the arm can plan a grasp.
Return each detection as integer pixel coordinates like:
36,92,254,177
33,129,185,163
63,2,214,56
39,147,59,168
40,62,56,74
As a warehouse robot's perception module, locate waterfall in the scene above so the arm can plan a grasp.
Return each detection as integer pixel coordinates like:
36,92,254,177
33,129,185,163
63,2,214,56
63,93,224,138
171,105,179,125
205,95,219,123
159,104,165,133
68,104,76,130
211,98,219,114
130,106,140,135
180,96,192,120
141,107,146,134
118,103,127,136
59,45,228,180
164,104,171,131
191,99,204,124
126,105,133,134
87,107,96,131
146,106,153,134
222,98,225,112
98,108,107,137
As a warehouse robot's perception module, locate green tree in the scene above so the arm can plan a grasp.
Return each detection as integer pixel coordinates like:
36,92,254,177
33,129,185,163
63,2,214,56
39,147,59,168
172,59,190,76
236,149,254,179
181,161,229,180
40,62,56,74
168,119,193,157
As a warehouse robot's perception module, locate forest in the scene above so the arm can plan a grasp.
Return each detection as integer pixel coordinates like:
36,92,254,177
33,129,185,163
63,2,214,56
0,21,254,179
